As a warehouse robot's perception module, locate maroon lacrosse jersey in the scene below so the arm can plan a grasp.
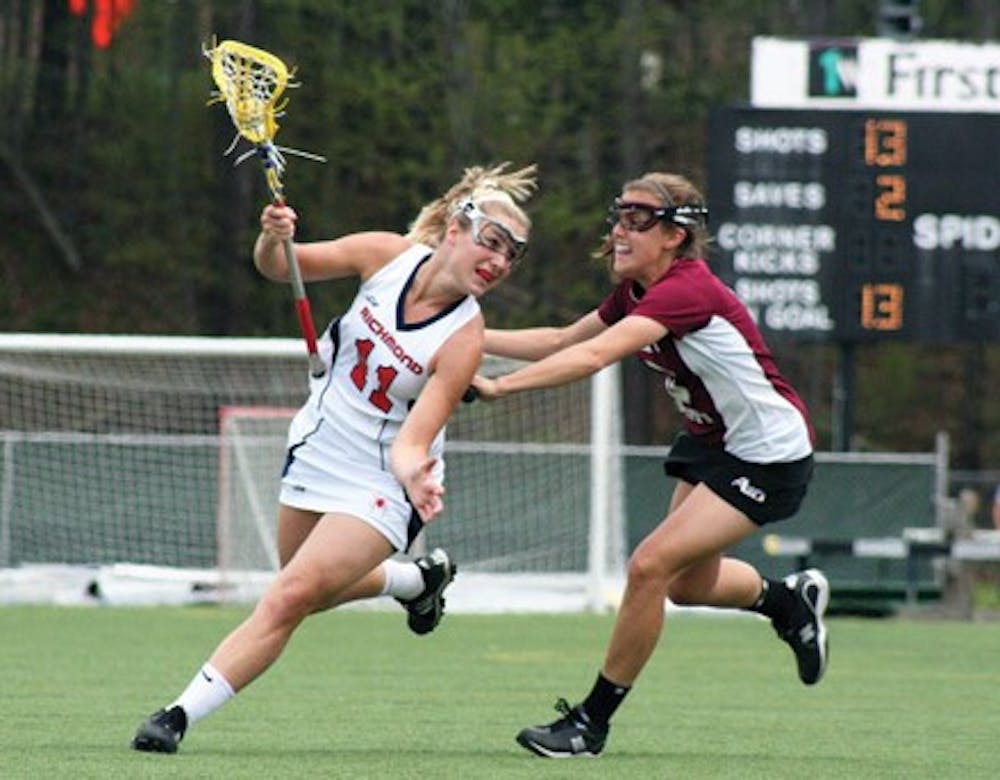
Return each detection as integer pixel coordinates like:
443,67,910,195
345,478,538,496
597,258,813,462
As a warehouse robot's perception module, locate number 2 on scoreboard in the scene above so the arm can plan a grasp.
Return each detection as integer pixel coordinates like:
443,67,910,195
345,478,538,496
874,174,906,221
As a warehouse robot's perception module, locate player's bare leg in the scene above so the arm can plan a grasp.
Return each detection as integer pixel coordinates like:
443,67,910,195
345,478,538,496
278,505,455,631
211,514,392,689
603,486,758,685
516,485,758,758
132,514,391,753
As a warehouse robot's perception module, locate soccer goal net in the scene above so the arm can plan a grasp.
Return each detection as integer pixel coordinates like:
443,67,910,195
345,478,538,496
0,334,625,610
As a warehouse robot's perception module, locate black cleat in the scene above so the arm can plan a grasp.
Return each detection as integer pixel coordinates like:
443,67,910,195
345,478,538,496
516,698,608,758
130,705,187,754
775,568,830,685
396,548,455,636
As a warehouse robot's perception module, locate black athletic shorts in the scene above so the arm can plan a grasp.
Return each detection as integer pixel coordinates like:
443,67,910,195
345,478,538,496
663,433,814,526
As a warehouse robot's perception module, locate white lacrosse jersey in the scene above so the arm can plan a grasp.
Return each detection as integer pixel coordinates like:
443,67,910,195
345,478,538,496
281,244,480,534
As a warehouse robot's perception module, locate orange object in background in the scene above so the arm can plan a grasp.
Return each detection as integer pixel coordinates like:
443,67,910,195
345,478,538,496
68,0,137,49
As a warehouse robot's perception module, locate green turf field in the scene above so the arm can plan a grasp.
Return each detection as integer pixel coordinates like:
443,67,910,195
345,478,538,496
1,606,998,779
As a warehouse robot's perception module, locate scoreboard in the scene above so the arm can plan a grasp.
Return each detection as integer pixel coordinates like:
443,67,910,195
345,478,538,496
708,107,1000,343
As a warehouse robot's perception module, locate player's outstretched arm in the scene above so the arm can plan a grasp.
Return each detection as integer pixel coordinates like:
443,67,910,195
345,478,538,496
484,310,607,361
476,314,666,400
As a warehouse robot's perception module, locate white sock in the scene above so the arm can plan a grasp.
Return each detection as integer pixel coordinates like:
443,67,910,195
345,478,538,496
170,662,235,725
380,559,424,599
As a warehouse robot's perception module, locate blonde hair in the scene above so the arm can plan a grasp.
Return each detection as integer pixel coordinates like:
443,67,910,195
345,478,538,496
594,171,710,260
406,162,538,247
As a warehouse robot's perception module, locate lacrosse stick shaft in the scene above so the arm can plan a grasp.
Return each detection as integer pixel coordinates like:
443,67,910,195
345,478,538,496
268,163,324,378
277,224,325,379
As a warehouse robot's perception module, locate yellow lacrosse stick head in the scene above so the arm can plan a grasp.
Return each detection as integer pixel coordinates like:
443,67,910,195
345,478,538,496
208,39,290,145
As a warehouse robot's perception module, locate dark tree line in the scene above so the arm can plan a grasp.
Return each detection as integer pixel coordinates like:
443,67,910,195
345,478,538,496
1,0,998,470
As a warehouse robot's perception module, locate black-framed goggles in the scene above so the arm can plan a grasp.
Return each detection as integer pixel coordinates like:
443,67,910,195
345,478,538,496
459,200,528,264
607,198,709,232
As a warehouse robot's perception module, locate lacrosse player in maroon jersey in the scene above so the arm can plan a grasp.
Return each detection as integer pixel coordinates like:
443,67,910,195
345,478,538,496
474,171,828,758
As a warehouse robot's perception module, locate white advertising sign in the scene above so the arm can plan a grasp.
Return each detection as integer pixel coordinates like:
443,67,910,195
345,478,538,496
752,36,1000,112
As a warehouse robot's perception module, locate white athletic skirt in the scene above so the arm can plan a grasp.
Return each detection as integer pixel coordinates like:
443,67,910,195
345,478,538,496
279,455,414,551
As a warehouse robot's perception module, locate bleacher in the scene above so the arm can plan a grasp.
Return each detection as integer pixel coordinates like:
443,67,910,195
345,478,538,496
760,528,1000,616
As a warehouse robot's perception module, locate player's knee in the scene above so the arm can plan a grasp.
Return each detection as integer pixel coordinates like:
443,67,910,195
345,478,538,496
258,573,322,627
626,546,674,591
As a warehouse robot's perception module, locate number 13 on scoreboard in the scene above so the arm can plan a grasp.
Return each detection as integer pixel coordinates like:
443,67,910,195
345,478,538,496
860,282,904,331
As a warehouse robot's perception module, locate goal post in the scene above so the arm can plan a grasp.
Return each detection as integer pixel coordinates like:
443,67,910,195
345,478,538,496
588,364,625,610
216,406,294,581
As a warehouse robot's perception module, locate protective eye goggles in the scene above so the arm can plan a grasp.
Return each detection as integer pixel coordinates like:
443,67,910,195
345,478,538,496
459,200,528,264
607,198,709,232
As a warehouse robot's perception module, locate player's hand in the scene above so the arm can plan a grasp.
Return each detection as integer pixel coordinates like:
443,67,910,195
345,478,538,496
403,457,445,522
470,374,503,402
260,203,297,241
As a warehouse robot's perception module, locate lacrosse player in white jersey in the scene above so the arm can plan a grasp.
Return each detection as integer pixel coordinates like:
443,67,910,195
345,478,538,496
132,163,536,754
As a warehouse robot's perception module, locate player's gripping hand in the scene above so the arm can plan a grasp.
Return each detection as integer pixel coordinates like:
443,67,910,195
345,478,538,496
260,203,298,241
470,374,504,401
